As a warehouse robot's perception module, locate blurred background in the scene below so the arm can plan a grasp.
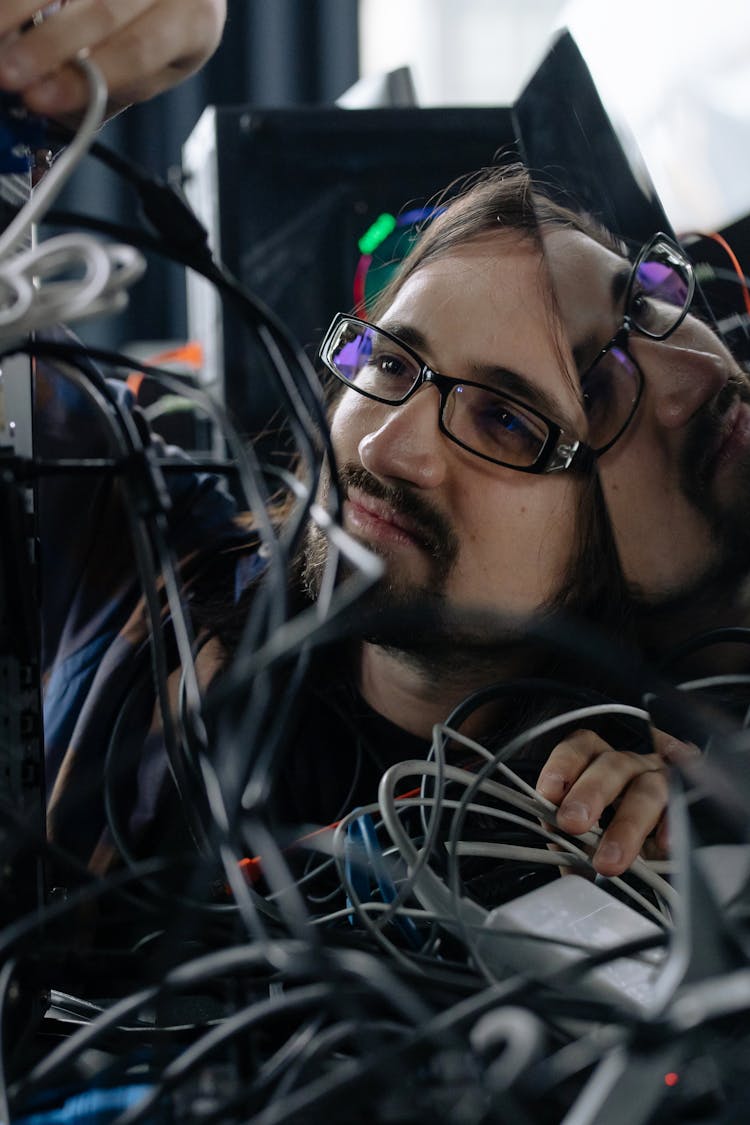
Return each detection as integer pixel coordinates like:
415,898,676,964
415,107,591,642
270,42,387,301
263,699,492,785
54,0,750,423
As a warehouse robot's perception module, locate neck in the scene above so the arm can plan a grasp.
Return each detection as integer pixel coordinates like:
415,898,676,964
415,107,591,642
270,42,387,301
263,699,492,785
358,639,518,740
636,579,750,676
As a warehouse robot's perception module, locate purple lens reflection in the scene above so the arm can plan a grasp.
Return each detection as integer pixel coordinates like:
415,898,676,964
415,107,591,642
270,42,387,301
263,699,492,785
335,329,373,381
636,261,688,307
582,343,641,452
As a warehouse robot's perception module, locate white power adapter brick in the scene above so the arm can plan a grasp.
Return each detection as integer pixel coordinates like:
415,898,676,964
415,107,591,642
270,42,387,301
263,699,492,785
477,875,666,1014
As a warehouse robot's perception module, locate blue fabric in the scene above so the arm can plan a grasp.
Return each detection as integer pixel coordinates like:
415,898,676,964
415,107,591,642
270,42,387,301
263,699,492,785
37,358,258,869
14,1085,158,1125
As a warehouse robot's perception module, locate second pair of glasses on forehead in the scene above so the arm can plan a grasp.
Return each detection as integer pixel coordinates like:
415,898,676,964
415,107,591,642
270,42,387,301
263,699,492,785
319,232,695,475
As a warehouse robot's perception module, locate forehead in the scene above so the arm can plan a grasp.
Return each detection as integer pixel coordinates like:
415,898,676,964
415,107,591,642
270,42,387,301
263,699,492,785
378,234,586,427
540,228,631,361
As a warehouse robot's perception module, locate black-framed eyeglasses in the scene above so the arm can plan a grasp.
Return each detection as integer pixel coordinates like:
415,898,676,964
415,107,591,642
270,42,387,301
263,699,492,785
319,313,591,475
581,231,695,455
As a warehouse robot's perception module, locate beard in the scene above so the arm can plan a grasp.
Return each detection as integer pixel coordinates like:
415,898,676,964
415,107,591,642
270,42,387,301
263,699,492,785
300,462,459,651
683,373,750,553
297,461,592,682
627,372,750,659
659,372,750,604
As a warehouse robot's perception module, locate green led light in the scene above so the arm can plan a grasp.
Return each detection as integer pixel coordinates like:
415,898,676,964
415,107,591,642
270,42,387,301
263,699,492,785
358,212,397,255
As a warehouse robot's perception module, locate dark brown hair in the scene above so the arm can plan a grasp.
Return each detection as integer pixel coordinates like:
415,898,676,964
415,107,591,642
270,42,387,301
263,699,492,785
211,164,633,654
370,163,623,315
365,163,630,635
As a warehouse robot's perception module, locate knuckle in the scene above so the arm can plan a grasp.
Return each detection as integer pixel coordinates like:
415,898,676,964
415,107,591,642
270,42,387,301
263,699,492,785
101,21,161,78
659,737,701,763
608,814,653,848
631,767,669,798
173,0,226,64
549,729,603,767
567,728,606,752
621,750,666,775
614,789,666,830
92,0,121,39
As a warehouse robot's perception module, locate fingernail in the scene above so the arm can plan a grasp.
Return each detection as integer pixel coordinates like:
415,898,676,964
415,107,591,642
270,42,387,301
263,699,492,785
557,800,590,828
661,738,701,764
595,841,623,869
537,771,565,800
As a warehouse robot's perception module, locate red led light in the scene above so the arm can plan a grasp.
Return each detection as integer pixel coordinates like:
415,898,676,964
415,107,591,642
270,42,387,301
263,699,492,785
664,1072,679,1088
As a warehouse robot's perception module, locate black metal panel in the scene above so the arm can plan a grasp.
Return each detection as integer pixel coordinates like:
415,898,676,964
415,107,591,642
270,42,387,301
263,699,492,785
513,29,717,326
202,105,517,440
513,29,673,247
0,112,46,934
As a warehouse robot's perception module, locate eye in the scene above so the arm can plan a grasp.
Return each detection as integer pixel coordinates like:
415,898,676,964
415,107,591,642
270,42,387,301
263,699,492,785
371,350,413,380
630,283,663,329
492,406,531,434
479,400,546,463
442,384,549,466
629,258,689,335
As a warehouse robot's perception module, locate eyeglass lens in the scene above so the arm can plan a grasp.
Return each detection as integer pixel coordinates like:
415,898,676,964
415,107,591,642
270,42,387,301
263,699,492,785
628,238,692,337
325,319,551,468
581,238,693,452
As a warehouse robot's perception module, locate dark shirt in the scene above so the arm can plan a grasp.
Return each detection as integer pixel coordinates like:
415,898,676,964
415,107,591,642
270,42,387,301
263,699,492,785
36,355,553,912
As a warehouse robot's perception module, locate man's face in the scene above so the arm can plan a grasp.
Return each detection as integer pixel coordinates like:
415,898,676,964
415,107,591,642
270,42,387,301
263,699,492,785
311,235,590,625
542,227,750,604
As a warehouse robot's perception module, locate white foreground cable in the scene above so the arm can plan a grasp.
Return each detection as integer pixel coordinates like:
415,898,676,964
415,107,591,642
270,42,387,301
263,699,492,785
0,232,145,339
0,55,108,261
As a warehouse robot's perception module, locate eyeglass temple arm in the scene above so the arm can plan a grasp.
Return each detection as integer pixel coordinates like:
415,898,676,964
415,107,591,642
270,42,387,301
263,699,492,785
545,440,595,475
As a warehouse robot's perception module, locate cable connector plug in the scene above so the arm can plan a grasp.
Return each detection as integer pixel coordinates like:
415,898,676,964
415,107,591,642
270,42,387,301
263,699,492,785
0,93,48,173
135,175,213,266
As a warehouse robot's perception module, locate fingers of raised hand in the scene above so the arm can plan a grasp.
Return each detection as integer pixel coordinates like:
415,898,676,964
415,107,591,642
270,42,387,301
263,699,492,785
536,728,671,876
589,769,669,875
0,0,226,115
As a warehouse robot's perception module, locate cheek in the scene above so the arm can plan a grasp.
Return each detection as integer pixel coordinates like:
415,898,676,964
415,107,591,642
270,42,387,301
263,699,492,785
457,480,579,578
329,394,362,459
330,392,378,459
598,453,718,591
597,410,675,511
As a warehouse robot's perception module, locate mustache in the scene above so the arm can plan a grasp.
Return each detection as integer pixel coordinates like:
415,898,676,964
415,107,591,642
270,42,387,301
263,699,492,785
682,369,750,496
338,463,460,572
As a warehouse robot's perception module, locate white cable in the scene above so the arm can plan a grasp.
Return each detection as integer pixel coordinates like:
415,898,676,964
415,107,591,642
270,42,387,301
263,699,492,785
432,722,556,808
431,709,675,900
0,60,144,336
437,702,651,779
0,55,108,261
378,760,676,921
0,269,34,325
677,674,750,692
312,903,449,927
0,232,145,339
453,842,589,867
450,841,671,927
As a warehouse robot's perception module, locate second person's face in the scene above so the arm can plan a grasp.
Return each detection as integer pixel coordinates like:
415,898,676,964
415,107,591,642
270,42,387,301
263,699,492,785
543,226,750,604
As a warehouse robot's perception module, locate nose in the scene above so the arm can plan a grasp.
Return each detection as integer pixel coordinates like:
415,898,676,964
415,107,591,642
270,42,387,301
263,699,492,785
358,384,448,488
634,332,730,430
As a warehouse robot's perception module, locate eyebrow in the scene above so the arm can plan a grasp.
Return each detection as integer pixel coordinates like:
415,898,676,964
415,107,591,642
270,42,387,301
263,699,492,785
378,318,579,432
569,262,632,368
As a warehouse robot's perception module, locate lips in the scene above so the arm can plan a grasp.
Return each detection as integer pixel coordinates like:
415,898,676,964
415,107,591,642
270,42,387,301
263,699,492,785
345,486,436,553
688,369,750,492
698,379,750,483
703,395,739,465
714,398,750,473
